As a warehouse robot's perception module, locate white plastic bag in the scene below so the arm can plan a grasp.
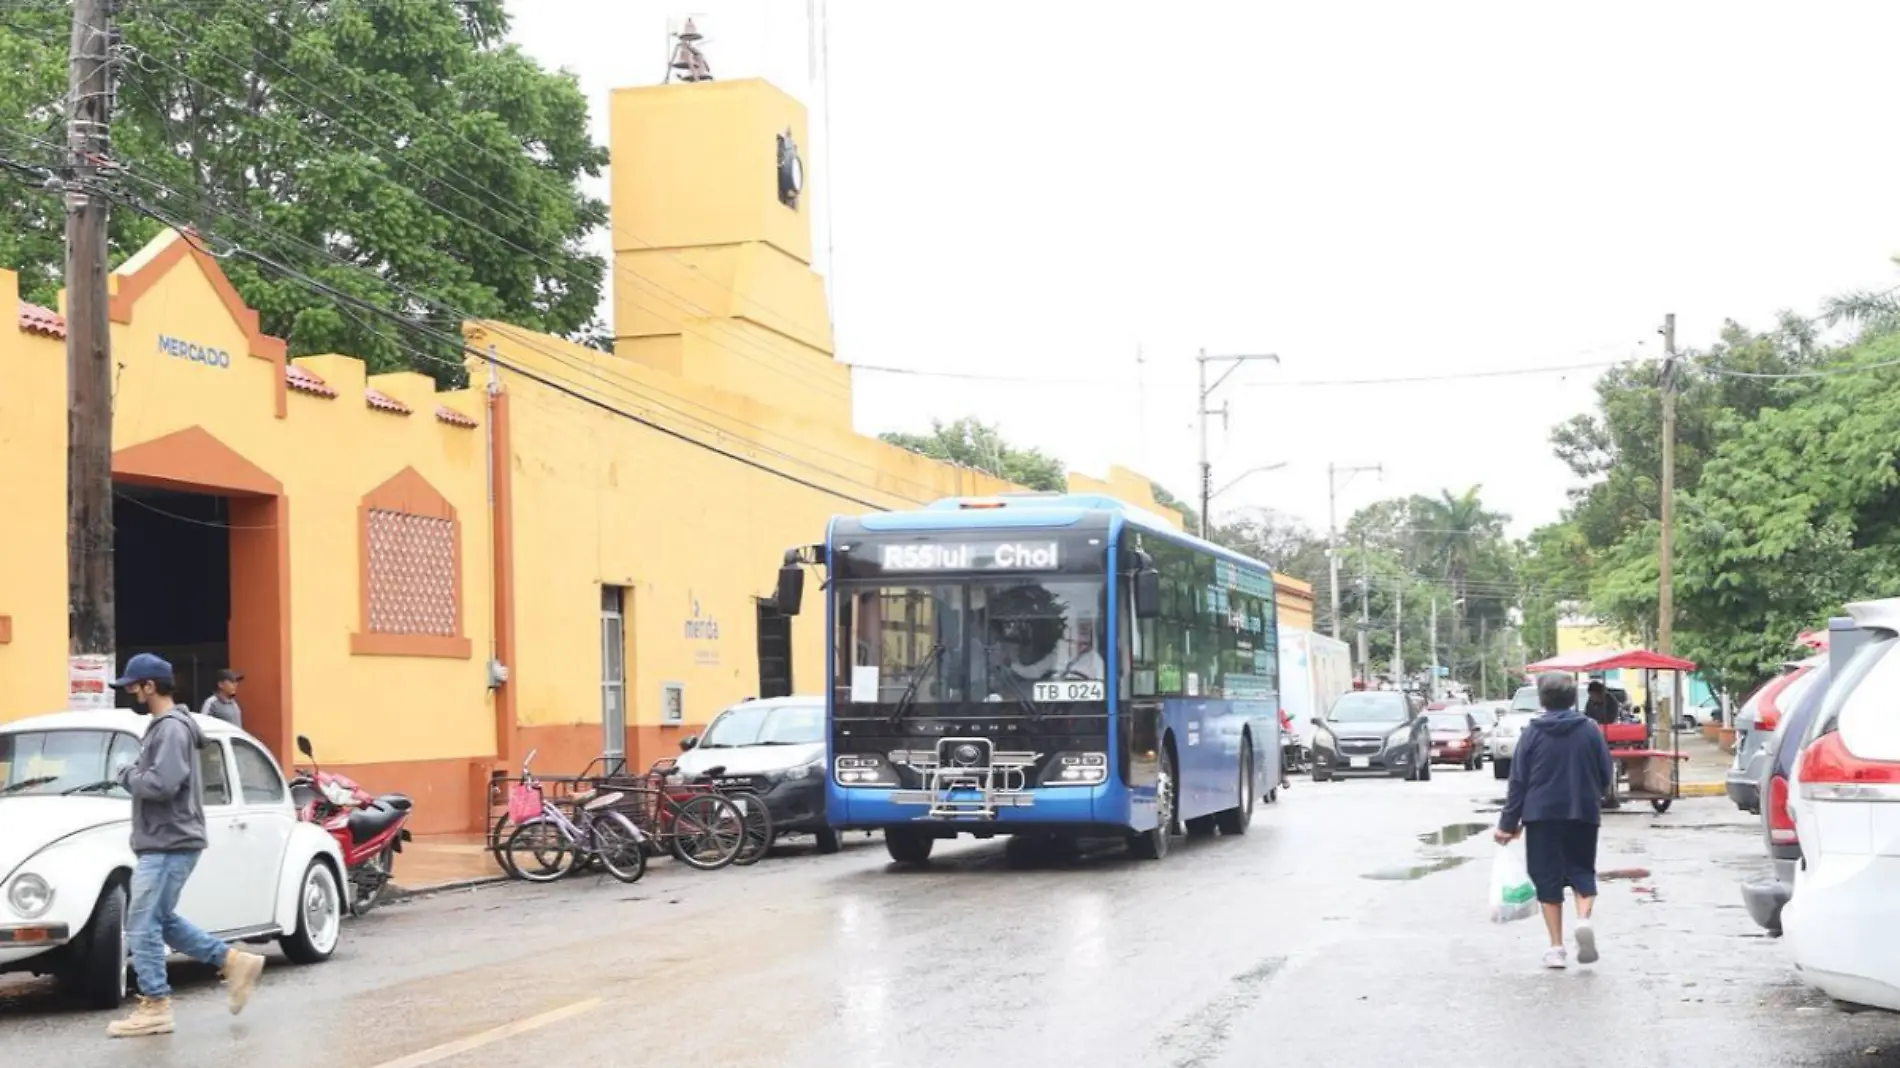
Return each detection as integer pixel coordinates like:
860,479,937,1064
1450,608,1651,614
1489,840,1537,924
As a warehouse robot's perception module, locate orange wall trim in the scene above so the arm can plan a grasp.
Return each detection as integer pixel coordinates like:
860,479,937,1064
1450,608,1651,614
488,387,519,768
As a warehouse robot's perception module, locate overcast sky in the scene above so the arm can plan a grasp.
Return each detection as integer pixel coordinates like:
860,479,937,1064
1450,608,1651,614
507,1,1900,538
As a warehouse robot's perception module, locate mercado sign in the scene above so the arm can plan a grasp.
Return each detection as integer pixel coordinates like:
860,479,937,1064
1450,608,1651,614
157,334,232,370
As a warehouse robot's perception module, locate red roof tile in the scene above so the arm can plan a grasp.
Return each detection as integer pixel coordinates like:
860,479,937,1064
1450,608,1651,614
285,364,338,398
434,405,478,429
364,388,411,415
18,301,65,338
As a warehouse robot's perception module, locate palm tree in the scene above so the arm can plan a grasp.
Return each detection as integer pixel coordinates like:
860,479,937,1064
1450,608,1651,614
1412,486,1505,621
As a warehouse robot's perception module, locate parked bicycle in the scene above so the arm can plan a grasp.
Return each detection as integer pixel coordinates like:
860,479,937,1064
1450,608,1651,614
599,763,749,871
501,750,648,884
645,757,774,867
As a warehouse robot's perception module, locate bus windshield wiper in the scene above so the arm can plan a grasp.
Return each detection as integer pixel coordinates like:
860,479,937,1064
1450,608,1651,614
889,643,945,726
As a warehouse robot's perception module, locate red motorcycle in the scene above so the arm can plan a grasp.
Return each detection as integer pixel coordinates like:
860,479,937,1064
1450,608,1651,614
290,734,414,916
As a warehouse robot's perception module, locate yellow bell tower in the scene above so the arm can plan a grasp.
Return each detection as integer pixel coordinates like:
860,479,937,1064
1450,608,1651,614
607,77,849,428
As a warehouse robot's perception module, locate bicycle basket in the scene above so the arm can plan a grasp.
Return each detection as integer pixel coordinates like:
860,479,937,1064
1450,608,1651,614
507,782,544,824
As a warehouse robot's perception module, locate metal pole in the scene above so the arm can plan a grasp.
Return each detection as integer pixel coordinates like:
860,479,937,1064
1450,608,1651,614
1480,616,1488,700
65,0,116,683
1327,461,1340,640
1429,596,1439,701
1356,532,1369,683
1197,351,1210,539
1658,313,1677,748
1392,579,1403,686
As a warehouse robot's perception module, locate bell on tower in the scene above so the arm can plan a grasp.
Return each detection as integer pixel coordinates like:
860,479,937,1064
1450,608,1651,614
666,18,714,84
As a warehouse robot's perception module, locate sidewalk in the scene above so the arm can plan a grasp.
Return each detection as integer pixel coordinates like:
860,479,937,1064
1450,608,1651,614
1675,730,1731,797
391,832,506,895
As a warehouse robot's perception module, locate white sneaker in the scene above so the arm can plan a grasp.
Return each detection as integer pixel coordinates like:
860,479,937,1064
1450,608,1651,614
1575,921,1599,965
1543,946,1567,969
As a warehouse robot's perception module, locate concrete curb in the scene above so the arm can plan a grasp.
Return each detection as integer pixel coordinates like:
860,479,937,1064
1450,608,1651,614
387,874,510,902
1678,782,1725,798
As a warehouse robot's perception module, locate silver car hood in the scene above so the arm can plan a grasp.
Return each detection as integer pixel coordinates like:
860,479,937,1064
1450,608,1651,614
673,741,824,778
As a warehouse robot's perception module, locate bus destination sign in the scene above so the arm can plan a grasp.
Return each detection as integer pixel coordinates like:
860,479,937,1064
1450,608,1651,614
879,541,1061,571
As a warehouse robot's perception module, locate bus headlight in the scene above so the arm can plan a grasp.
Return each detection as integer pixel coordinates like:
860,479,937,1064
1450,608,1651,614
1041,752,1108,787
834,754,899,787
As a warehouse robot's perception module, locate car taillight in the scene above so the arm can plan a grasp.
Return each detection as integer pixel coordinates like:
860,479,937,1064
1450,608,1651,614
1768,774,1797,845
1797,732,1900,802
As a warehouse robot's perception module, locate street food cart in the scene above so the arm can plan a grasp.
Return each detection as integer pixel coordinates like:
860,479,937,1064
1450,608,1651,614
1523,647,1696,813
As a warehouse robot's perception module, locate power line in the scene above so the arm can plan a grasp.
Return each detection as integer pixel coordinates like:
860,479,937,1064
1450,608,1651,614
844,356,1629,389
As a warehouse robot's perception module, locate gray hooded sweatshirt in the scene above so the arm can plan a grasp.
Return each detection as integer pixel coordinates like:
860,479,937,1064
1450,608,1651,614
118,706,209,854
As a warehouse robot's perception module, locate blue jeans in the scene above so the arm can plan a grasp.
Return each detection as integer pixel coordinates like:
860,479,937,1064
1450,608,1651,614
128,851,229,998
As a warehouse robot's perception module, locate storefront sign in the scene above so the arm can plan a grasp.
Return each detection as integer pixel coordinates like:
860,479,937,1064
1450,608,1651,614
157,334,233,369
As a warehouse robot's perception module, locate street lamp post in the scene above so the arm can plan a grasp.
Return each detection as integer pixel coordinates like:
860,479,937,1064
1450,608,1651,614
1197,351,1280,539
1326,462,1382,640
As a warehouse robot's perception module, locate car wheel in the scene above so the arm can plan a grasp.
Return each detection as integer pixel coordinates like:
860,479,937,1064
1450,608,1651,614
1312,768,1332,783
1128,744,1177,860
1418,752,1433,782
884,827,935,865
814,827,843,855
1215,737,1254,835
1493,757,1510,780
60,883,128,1010
280,859,343,965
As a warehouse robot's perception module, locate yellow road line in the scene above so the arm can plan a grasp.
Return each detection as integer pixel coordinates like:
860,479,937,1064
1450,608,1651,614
366,998,604,1068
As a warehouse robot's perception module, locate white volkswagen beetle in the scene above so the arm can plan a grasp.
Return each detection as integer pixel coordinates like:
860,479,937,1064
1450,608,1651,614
0,709,346,1007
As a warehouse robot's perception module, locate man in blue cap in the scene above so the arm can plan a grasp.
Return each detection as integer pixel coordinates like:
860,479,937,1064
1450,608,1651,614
107,653,266,1038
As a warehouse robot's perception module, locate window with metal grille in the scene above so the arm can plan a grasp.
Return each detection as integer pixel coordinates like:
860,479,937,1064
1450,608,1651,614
365,509,458,636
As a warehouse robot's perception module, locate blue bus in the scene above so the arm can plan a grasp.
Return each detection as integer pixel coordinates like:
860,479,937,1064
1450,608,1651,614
771,492,1282,864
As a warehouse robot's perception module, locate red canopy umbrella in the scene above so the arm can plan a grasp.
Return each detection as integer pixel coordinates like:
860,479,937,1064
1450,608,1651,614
1796,629,1828,651
1523,647,1697,674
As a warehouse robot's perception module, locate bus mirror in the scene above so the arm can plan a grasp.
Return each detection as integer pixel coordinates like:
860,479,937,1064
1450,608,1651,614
1133,568,1161,619
776,565,805,616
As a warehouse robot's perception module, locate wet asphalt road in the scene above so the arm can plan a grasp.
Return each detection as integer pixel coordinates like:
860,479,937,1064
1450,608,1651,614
7,768,1900,1067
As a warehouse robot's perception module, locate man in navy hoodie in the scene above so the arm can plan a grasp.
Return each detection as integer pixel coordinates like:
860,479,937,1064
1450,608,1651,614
1494,671,1615,969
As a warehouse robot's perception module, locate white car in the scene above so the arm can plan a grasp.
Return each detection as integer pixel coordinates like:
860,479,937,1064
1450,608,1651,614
0,709,346,1008
1783,598,1900,1012
1488,687,1542,779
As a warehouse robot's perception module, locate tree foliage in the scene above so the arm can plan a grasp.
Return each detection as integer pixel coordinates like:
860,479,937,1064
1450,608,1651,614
0,0,608,378
880,417,1068,492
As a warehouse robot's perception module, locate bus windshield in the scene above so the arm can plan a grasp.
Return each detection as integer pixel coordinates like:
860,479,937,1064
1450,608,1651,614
837,579,1106,704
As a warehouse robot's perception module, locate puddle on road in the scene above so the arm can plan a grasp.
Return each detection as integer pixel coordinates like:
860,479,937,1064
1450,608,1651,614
1417,822,1492,846
1362,855,1471,881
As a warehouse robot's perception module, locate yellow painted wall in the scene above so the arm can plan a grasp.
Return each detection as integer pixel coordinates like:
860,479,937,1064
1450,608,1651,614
0,232,495,768
1556,617,1647,707
0,275,70,715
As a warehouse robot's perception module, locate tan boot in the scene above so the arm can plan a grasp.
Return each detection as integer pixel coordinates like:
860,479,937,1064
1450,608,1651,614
106,995,175,1038
221,948,265,1015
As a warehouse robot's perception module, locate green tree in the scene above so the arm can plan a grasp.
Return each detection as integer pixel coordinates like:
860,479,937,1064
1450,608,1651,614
1410,485,1506,618
0,0,608,378
880,418,1068,492
1212,509,1328,585
1148,481,1199,530
1591,331,1900,695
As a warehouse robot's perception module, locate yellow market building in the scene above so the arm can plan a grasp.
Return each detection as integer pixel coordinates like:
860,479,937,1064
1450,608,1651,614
0,77,1313,832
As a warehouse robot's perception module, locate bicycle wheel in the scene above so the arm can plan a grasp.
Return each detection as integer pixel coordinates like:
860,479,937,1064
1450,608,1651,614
729,791,774,867
667,794,746,871
589,810,648,884
503,820,577,883
489,814,517,878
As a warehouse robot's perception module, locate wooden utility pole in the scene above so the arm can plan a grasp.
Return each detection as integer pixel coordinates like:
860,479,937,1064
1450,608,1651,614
1657,313,1678,743
65,0,116,674
1479,616,1489,700
1356,531,1370,684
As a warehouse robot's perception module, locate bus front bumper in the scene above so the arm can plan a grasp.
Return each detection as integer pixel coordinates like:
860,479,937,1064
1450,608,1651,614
829,783,1126,831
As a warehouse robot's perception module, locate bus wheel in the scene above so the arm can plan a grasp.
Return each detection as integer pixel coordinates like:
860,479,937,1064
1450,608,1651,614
1216,736,1254,835
884,828,935,865
1127,745,1176,860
